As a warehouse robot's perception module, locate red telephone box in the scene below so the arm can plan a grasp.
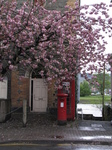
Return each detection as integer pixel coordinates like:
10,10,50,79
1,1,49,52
57,93,68,125
58,79,75,121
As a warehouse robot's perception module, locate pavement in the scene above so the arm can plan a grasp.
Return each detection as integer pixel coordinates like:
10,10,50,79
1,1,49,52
0,113,112,145
77,104,102,117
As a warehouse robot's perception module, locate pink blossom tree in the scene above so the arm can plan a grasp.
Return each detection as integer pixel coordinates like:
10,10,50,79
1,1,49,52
0,0,112,85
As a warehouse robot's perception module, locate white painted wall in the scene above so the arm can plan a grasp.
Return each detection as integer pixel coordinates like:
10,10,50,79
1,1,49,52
0,78,8,99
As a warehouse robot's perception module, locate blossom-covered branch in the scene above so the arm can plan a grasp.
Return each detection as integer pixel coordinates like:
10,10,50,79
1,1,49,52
0,0,112,85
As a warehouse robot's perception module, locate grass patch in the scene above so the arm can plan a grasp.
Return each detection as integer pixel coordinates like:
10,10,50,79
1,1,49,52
80,95,111,104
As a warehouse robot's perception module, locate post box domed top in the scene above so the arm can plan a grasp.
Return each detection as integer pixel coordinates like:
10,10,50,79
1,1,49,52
57,93,68,97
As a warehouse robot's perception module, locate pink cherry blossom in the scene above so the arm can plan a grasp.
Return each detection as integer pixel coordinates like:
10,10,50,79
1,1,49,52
0,0,112,85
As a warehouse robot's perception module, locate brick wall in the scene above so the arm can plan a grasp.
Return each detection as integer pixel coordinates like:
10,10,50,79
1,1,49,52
11,70,29,108
67,0,76,8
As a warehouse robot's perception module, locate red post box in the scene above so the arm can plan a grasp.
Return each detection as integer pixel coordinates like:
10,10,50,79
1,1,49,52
57,93,68,125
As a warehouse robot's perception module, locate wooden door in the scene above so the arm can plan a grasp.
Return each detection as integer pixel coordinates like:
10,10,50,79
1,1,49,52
33,79,48,112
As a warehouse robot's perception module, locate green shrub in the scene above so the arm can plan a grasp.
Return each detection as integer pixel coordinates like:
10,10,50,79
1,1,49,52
80,81,91,97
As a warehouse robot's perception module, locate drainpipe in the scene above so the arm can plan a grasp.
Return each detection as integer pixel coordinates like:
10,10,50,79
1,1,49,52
111,71,112,106
110,2,112,109
102,62,105,120
109,54,112,124
77,73,80,103
110,69,112,125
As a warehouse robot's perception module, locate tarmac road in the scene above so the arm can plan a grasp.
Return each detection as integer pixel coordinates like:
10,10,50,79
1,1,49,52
0,143,112,150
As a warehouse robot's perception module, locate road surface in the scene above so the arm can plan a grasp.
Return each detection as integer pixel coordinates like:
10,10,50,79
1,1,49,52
0,143,112,150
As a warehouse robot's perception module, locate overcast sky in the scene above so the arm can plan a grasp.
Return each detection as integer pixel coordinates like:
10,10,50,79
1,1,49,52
81,0,112,54
81,0,111,5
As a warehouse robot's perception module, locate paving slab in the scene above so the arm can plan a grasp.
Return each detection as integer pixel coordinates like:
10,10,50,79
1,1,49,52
0,113,112,144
